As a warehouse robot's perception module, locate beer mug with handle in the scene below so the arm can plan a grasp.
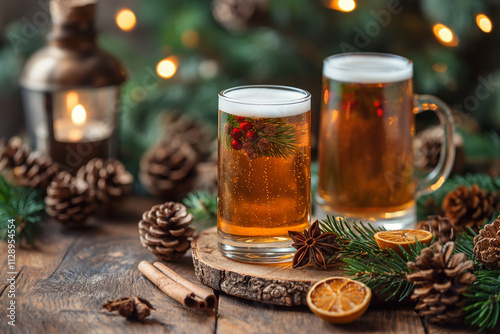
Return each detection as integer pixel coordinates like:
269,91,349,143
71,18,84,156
316,53,455,229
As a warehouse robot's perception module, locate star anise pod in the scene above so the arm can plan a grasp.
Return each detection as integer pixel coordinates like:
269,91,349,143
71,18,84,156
288,220,340,269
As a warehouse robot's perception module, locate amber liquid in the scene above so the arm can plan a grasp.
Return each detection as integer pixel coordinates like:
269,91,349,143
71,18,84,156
317,77,416,217
218,111,311,243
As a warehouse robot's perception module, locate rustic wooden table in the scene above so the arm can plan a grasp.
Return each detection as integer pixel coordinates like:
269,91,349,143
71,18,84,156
0,197,477,334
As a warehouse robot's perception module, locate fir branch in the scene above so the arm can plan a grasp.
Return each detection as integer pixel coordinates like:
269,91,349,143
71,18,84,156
342,241,428,302
183,190,217,231
321,215,428,302
463,270,500,332
455,226,478,262
457,128,500,161
320,215,385,258
0,175,44,244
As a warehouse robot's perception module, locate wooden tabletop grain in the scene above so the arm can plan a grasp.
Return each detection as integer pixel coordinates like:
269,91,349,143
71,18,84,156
0,197,478,334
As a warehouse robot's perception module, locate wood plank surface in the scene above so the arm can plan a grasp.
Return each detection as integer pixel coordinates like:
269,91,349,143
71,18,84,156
216,294,425,334
0,196,479,334
0,197,216,334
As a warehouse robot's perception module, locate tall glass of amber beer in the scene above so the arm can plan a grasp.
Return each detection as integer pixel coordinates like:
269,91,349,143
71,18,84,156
218,85,311,263
316,53,455,229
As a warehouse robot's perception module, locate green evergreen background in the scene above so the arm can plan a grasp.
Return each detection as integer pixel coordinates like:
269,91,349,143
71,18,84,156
1,0,500,179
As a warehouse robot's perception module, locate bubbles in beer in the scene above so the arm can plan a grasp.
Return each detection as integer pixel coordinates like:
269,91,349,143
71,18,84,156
218,110,311,242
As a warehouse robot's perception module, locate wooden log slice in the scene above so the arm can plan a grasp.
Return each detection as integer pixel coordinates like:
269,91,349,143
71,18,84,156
191,227,345,307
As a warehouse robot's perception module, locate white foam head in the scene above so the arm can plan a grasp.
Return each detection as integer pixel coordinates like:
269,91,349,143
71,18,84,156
323,53,413,84
219,86,311,117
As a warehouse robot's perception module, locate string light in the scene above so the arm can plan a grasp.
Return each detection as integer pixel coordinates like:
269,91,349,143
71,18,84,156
156,57,178,79
476,14,492,33
116,9,136,31
325,0,356,12
198,59,219,79
433,24,458,46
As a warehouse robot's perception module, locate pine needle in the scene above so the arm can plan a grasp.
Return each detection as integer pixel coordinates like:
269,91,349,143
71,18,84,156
222,114,299,159
457,128,500,161
463,270,500,332
183,190,217,231
321,215,428,302
0,175,44,244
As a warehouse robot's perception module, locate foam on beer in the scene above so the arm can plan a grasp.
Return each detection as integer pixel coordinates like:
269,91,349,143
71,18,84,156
323,54,413,84
219,87,310,117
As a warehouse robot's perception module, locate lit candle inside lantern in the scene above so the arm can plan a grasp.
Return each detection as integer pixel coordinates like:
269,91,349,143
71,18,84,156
34,95,115,173
53,104,112,143
20,0,125,174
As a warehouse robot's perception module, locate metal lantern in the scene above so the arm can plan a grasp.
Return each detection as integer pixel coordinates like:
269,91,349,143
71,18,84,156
20,0,126,173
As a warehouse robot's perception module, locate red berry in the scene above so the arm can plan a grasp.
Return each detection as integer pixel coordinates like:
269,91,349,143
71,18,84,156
247,131,258,142
231,140,242,150
231,128,242,140
240,121,252,131
235,116,246,123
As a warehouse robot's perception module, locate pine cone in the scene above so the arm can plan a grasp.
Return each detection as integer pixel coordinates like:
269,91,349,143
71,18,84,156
12,152,59,190
407,242,476,325
191,161,218,192
414,127,465,174
473,217,500,269
0,136,29,170
77,158,133,210
45,172,96,226
139,141,199,199
138,202,195,261
416,216,456,244
160,112,213,158
212,0,268,31
442,185,499,230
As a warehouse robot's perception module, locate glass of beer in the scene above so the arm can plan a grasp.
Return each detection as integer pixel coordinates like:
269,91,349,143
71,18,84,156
316,53,455,229
218,85,311,263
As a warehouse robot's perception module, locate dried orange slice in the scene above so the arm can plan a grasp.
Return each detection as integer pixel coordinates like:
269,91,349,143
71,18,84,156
374,229,433,255
307,277,371,324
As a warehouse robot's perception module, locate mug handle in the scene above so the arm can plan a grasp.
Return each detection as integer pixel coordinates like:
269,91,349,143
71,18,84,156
414,94,456,196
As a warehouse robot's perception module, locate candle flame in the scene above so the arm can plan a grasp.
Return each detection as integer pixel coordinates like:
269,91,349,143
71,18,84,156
476,14,492,33
72,104,86,125
116,9,136,31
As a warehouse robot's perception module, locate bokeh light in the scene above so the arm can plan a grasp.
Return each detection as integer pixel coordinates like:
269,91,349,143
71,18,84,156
116,9,136,31
476,14,492,33
325,0,356,12
182,29,200,48
433,24,458,46
432,63,448,73
156,57,178,79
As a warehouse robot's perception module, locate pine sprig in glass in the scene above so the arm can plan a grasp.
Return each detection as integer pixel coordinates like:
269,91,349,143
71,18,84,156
223,114,299,160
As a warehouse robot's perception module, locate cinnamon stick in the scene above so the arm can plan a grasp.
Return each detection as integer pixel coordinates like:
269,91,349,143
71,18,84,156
153,261,218,310
138,261,198,309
